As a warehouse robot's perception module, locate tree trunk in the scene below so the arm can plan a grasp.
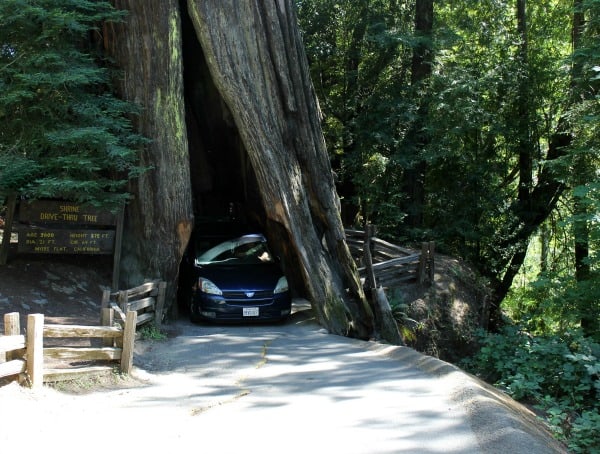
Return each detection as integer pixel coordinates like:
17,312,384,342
516,0,533,211
571,0,596,335
486,124,567,328
402,0,434,232
571,0,590,285
104,0,194,313
186,0,375,338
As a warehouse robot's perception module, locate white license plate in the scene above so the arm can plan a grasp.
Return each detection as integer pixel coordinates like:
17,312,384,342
243,307,259,317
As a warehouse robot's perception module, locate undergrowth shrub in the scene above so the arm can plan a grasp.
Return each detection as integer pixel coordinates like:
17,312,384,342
462,326,600,453
138,323,167,341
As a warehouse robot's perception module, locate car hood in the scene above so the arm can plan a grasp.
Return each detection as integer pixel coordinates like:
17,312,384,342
194,263,283,292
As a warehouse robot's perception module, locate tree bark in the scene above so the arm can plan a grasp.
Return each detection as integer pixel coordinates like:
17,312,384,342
101,0,380,339
186,0,375,338
104,0,194,312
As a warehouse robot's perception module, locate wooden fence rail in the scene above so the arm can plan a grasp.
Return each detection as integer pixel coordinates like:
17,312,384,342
0,310,136,388
1,280,163,388
101,280,166,328
345,228,435,287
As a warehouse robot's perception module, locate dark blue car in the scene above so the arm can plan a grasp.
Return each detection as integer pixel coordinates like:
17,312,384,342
188,234,291,323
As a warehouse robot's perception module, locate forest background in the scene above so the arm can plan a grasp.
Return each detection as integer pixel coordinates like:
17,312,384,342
296,1,599,451
0,1,598,452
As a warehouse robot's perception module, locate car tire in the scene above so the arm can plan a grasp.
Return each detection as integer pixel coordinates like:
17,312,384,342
189,299,201,323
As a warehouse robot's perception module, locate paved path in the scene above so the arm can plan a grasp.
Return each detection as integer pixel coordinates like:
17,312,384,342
1,304,565,453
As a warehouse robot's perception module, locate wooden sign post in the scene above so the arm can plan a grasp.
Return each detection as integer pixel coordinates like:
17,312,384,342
0,194,17,265
0,199,124,289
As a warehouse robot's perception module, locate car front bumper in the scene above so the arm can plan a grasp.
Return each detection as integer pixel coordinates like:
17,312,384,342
191,291,292,322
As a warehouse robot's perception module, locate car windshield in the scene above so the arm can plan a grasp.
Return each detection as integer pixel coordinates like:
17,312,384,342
195,235,274,265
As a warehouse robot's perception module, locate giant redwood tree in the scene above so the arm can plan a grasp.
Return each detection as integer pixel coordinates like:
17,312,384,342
104,0,377,339
103,0,194,309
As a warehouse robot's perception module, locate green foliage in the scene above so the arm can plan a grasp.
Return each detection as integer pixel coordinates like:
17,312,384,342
463,326,600,452
0,0,148,208
138,323,167,341
426,0,574,263
299,1,599,449
299,0,598,337
506,271,600,341
386,287,418,342
297,0,413,229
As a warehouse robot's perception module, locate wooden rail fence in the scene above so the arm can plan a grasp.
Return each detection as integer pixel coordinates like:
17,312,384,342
101,280,166,328
0,310,136,388
345,228,435,287
0,280,165,388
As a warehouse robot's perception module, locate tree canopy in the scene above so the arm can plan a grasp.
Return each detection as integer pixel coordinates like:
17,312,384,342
0,0,146,208
297,0,599,337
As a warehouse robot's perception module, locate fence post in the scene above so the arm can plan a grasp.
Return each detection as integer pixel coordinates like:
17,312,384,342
418,242,428,284
111,206,124,291
0,193,17,266
155,281,167,326
26,313,44,389
121,310,137,374
101,307,115,347
100,289,111,309
100,289,111,324
118,290,129,313
363,224,377,291
3,312,20,362
428,241,436,283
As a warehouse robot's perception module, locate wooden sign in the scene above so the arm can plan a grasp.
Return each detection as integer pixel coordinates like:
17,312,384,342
19,200,117,226
18,228,115,255
1,198,124,290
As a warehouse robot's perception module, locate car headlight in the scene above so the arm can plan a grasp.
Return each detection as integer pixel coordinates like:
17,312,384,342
274,276,289,294
198,277,222,295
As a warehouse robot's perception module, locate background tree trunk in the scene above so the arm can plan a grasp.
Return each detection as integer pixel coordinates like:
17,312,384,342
401,0,434,232
187,0,375,338
104,0,194,312
570,0,596,335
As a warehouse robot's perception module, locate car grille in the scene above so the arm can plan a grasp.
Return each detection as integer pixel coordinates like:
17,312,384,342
223,290,274,300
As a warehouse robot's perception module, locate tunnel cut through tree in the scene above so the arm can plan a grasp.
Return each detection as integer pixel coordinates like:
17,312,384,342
180,6,263,223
